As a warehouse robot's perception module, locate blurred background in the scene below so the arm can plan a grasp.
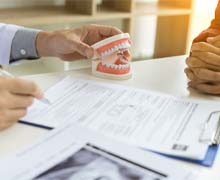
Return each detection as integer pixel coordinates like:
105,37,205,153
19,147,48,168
0,0,218,75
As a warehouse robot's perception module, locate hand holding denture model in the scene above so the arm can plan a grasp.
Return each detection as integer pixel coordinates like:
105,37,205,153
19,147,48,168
91,33,132,80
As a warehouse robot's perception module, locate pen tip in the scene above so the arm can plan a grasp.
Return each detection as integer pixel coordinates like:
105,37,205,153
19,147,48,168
40,98,51,105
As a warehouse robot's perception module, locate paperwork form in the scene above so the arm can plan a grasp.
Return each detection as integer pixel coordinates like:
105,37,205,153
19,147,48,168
0,123,197,180
22,76,220,160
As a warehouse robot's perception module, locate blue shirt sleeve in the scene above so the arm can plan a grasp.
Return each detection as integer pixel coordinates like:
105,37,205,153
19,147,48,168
10,28,41,63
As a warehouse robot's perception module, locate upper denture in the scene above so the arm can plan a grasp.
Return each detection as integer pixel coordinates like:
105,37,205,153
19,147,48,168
97,40,130,57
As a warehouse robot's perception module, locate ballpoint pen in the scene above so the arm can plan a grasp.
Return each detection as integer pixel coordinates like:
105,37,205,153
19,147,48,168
0,69,51,105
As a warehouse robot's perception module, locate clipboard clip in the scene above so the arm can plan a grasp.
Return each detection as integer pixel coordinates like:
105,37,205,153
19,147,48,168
199,111,220,145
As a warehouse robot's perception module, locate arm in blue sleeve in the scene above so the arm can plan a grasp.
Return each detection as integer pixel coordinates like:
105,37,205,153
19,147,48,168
10,28,41,63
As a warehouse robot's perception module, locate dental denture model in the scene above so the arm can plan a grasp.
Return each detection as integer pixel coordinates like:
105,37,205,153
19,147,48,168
91,33,132,80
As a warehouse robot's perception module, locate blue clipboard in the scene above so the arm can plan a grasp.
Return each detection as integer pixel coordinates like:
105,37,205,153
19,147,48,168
153,145,219,167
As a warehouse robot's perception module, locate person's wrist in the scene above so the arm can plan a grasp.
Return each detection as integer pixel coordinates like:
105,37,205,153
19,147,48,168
36,31,53,57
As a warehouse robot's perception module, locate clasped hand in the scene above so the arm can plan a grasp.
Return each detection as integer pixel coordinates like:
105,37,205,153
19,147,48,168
185,35,220,95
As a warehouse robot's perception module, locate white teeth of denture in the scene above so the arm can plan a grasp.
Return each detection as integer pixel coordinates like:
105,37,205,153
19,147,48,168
125,42,131,48
113,64,117,69
101,51,108,57
104,51,108,56
119,42,130,49
102,63,129,69
100,42,131,57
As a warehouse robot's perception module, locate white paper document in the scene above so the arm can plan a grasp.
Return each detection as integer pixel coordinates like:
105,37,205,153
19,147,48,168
21,76,220,160
0,123,197,180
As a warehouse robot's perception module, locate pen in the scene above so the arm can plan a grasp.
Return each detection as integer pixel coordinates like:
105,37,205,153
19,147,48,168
0,69,51,105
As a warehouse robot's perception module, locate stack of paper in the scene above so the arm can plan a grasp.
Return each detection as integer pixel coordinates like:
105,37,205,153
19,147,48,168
21,76,220,166
0,122,197,180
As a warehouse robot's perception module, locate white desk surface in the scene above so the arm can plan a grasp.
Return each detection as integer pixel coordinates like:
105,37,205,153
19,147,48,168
0,55,219,179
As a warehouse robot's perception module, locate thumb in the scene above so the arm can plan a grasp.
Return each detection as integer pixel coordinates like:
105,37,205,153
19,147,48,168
207,36,220,48
207,35,220,43
73,41,94,58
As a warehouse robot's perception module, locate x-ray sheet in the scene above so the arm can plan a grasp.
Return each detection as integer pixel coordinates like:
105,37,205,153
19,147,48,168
0,123,197,180
21,76,220,159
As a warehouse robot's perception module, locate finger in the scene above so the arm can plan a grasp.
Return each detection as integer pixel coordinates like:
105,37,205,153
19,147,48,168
206,35,220,48
191,42,220,55
9,94,34,108
193,29,220,43
59,52,86,61
193,31,213,43
184,68,206,84
9,108,27,120
71,41,94,58
7,78,43,99
212,41,220,48
188,81,201,87
207,35,220,44
92,24,122,37
192,68,220,82
189,80,220,86
191,51,220,66
186,57,220,71
184,68,196,81
0,109,27,130
189,82,220,95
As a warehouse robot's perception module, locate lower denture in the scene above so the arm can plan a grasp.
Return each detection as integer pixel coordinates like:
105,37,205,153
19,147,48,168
97,62,130,75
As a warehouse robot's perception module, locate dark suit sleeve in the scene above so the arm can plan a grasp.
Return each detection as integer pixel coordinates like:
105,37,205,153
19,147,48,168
210,0,220,29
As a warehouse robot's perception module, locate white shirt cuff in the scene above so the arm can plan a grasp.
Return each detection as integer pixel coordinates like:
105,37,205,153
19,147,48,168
0,24,22,65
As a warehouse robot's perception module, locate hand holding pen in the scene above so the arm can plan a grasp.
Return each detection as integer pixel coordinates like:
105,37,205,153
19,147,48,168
0,69,50,130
